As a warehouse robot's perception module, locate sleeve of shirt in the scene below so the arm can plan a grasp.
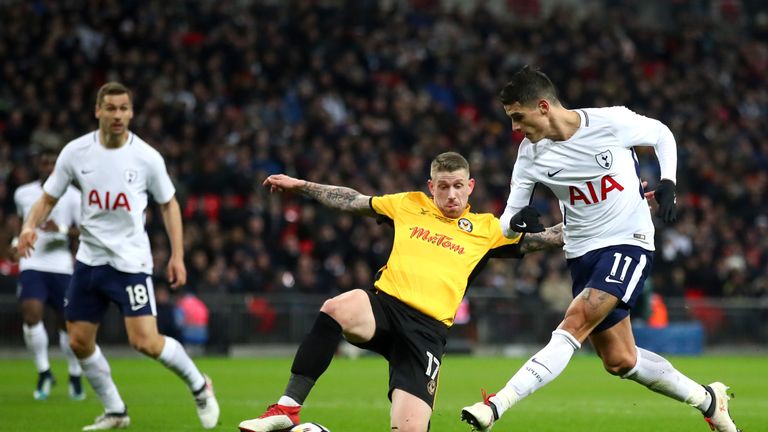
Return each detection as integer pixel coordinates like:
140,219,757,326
370,192,408,219
499,149,535,238
43,146,74,199
487,216,523,258
13,189,23,217
147,153,176,204
613,106,678,183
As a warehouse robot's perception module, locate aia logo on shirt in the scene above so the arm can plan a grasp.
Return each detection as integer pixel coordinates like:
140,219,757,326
88,190,132,211
569,175,624,205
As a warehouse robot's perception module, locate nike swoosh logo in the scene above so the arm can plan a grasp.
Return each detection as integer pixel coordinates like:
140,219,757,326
516,222,527,228
81,170,94,175
604,276,623,284
547,169,564,177
131,304,146,311
531,358,553,374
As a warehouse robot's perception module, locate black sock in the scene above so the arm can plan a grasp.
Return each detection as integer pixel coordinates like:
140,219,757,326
284,312,343,404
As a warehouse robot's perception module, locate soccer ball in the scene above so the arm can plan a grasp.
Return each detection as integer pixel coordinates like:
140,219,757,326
289,423,330,432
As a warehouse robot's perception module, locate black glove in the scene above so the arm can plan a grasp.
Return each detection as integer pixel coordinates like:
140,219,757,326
654,179,677,223
509,205,545,233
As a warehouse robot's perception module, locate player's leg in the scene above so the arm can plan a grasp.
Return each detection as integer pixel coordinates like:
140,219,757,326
386,292,445,432
239,288,376,432
463,247,641,430
20,297,55,400
69,320,130,430
592,319,740,431
391,389,432,432
462,290,612,430
122,294,219,429
19,270,57,400
48,272,85,400
66,262,129,430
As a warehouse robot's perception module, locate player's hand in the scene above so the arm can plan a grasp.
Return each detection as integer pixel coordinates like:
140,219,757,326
167,255,187,289
654,179,677,223
262,174,306,193
641,180,654,200
17,227,38,258
509,205,545,233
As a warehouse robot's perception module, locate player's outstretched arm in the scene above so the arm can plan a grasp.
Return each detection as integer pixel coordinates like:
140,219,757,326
519,223,564,253
17,192,59,257
263,174,375,217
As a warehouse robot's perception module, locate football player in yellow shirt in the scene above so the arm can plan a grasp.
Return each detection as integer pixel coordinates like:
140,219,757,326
239,152,563,432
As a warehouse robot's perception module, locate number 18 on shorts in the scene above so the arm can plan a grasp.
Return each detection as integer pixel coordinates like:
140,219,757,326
65,261,156,322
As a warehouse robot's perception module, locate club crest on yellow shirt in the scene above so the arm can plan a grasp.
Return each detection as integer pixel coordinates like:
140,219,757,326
458,218,473,232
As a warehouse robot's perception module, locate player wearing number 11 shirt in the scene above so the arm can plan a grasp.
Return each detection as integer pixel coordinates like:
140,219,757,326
461,67,740,432
17,82,219,431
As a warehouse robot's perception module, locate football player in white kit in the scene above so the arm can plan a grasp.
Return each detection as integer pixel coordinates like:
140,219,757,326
461,67,739,432
18,82,219,431
13,148,84,401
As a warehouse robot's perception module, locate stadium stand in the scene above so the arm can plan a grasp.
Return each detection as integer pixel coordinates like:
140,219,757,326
0,0,766,348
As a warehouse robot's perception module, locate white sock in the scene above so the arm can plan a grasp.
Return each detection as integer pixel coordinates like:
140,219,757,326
157,336,206,392
59,330,82,376
622,347,711,411
490,329,581,417
80,346,126,413
23,322,49,373
278,395,301,407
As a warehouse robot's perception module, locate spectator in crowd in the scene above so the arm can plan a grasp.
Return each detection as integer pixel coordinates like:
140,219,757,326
0,1,765,338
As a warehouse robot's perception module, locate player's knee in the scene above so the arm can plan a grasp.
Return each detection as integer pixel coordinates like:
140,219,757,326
319,295,355,328
22,315,42,326
20,302,44,324
69,337,93,358
602,354,635,376
319,298,338,318
129,334,163,357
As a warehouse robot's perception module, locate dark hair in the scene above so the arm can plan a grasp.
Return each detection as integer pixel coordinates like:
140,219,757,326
38,146,59,157
96,82,132,106
499,66,559,106
431,152,470,178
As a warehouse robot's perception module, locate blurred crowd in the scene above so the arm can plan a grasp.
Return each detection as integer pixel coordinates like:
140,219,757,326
1,0,766,311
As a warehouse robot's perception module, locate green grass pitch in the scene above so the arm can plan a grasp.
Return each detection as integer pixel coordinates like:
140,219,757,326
1,354,765,431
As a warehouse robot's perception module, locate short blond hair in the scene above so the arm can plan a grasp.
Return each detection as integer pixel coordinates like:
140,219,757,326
430,152,469,179
96,82,132,107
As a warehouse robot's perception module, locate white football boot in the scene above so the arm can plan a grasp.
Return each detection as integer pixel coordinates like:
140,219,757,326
703,382,741,432
82,412,130,431
460,391,497,431
194,375,220,429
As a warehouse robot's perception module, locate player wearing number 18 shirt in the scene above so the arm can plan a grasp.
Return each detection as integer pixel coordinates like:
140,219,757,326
460,67,740,432
17,82,219,431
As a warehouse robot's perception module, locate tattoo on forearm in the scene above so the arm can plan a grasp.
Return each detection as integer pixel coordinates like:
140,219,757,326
300,182,372,215
520,223,564,253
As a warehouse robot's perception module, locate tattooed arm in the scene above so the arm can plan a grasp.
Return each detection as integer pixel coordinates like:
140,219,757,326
519,222,564,253
263,174,375,217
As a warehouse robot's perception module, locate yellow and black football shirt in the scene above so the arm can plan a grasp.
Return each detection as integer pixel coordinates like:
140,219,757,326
371,191,522,326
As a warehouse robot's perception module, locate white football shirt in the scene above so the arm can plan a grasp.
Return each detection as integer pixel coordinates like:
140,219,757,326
15,181,80,274
500,106,677,259
44,131,176,273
